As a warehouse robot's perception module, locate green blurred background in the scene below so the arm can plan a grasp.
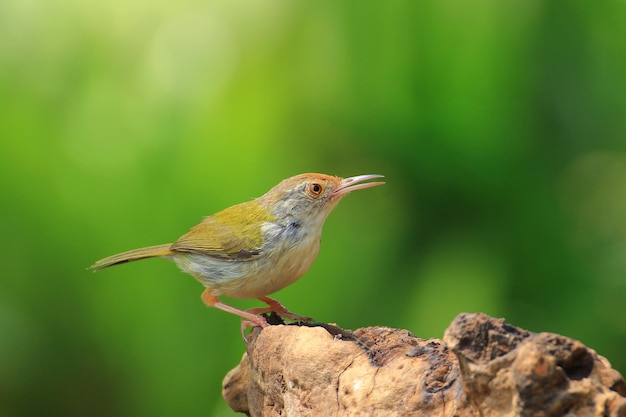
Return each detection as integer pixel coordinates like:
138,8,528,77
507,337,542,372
1,0,625,415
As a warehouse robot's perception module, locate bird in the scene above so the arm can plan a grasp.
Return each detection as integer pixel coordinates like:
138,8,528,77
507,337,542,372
89,173,384,330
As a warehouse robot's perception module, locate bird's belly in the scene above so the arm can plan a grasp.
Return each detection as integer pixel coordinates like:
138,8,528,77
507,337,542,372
173,238,320,299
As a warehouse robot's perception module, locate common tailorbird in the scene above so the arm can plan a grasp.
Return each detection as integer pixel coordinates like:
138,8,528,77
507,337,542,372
90,173,384,329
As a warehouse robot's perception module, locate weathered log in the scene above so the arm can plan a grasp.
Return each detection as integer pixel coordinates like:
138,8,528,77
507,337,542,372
222,313,626,416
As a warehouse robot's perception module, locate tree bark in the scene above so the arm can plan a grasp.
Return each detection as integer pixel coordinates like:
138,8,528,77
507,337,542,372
222,313,626,416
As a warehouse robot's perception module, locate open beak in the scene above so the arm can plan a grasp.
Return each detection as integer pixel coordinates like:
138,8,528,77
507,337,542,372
332,174,385,198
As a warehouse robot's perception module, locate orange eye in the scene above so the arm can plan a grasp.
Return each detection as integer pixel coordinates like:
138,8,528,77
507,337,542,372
309,183,323,195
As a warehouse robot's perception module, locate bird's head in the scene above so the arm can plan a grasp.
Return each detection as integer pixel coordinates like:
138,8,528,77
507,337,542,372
260,173,385,229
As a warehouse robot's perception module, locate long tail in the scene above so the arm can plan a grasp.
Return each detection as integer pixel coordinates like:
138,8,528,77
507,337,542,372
89,244,173,271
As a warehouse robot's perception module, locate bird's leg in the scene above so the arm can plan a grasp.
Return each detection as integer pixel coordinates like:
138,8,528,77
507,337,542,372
247,296,313,322
201,289,268,328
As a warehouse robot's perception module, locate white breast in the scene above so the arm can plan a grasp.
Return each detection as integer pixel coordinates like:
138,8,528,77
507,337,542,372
173,221,322,299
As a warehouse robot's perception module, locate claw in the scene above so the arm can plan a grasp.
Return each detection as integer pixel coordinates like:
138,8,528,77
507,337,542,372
255,296,313,323
240,318,267,342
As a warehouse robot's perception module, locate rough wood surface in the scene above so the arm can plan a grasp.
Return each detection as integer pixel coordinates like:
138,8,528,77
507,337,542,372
222,313,626,416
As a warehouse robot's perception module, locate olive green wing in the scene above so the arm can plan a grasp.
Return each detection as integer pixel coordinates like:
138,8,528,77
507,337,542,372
170,200,276,261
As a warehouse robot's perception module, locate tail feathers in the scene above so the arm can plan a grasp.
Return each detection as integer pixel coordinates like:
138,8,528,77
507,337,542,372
89,244,173,272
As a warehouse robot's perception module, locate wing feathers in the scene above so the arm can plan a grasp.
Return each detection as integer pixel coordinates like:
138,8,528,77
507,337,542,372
171,200,276,261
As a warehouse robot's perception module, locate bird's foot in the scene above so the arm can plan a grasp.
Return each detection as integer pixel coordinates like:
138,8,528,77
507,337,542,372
240,315,269,342
252,296,313,323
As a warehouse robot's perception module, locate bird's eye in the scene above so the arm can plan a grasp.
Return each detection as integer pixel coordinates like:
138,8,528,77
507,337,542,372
309,183,323,196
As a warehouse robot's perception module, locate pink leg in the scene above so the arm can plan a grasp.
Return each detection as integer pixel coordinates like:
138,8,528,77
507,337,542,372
248,296,312,322
201,289,268,328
